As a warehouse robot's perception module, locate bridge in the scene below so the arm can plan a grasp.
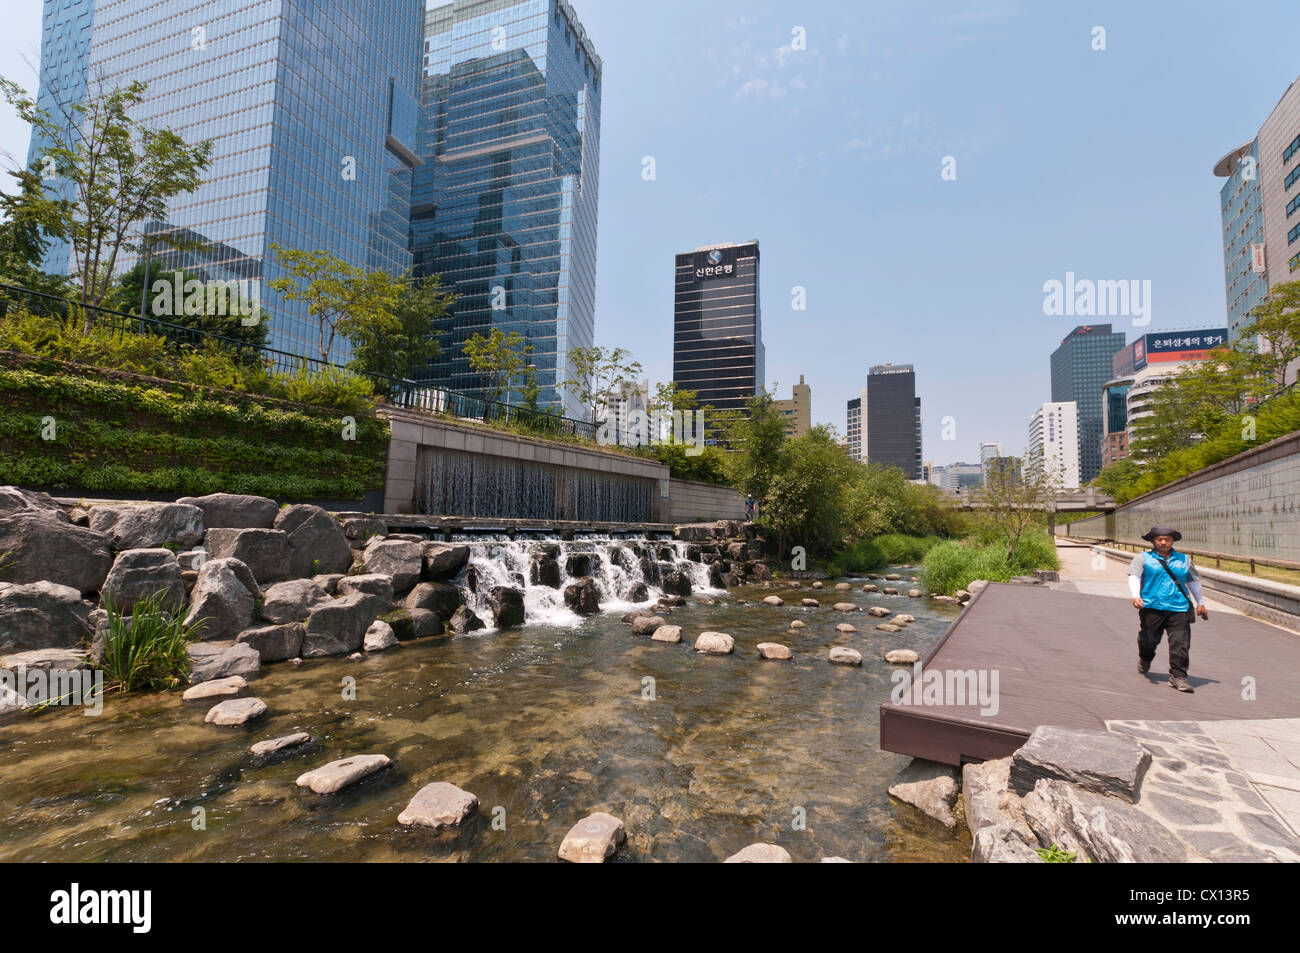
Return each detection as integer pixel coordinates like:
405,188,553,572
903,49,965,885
947,489,1116,513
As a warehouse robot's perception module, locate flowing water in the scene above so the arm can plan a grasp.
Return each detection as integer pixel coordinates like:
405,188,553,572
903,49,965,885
0,539,970,863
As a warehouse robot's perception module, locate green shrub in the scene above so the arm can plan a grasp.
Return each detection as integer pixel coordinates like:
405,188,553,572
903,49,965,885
828,538,887,574
921,530,1059,595
100,590,206,693
873,533,943,565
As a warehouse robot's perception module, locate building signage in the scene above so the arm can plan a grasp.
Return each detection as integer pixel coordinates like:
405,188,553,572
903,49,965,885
1252,243,1266,274
694,248,736,280
1143,329,1227,364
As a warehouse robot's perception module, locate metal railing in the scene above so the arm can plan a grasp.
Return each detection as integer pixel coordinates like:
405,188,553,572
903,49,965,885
0,282,597,440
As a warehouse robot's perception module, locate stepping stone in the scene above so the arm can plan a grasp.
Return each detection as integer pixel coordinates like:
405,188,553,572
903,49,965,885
724,843,792,863
885,649,920,664
833,603,858,612
835,623,857,633
828,647,862,666
789,620,806,629
883,587,899,595
861,584,878,592
868,606,891,618
204,697,267,726
296,754,393,794
558,811,626,863
694,631,735,654
907,589,922,598
250,732,311,757
834,582,851,591
182,675,247,701
761,595,784,606
811,581,824,589
756,642,792,660
884,574,901,581
398,781,479,829
650,625,682,643
893,614,916,624
801,598,820,607
632,615,665,636
876,623,902,632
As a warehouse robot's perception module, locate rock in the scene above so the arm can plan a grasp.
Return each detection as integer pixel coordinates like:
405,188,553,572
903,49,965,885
955,589,973,602
1010,726,1151,803
176,548,207,571
0,486,63,520
907,589,922,598
888,758,960,828
249,732,312,757
564,553,592,577
622,582,649,602
203,528,290,586
971,824,1046,863
177,493,278,529
421,543,469,581
336,573,395,605
931,594,959,603
273,504,353,578
0,510,112,595
564,577,601,616
296,754,393,794
789,620,806,629
757,642,791,660
835,623,857,633
531,554,562,588
404,582,463,620
204,696,267,726
340,516,387,544
694,631,734,654
403,608,443,638
362,538,423,594
558,812,626,863
302,593,385,658
861,584,878,592
88,503,204,551
0,647,88,673
893,614,916,624
834,582,851,591
236,622,305,662
876,623,902,633
348,652,365,661
724,843,792,863
489,586,526,628
650,625,682,643
0,581,93,652
632,615,665,635
884,648,918,663
800,598,820,608
182,675,247,701
762,595,785,607
261,579,330,624
188,641,261,684
398,781,479,829
657,595,686,607
821,857,852,863
963,757,1034,839
828,646,862,666
363,620,399,652
884,573,901,581
446,606,485,634
811,581,824,589
882,587,899,595
621,609,652,624
1020,779,1188,863
866,574,879,580
965,580,988,595
832,602,858,612
313,573,344,596
660,569,692,597
867,606,891,618
696,595,715,605
184,557,260,641
100,548,188,615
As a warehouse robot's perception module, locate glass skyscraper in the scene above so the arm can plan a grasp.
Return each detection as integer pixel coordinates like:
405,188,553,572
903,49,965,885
1049,323,1127,485
26,0,424,362
411,0,602,417
864,363,921,479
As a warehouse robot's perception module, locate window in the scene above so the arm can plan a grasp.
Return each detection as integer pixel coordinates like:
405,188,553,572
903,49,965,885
1291,223,1300,246
1287,164,1300,191
1289,193,1300,218
1285,133,1300,164
1291,251,1300,273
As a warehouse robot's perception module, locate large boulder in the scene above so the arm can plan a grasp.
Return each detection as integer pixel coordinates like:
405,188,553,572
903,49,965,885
341,516,387,544
0,582,93,652
88,503,204,551
489,587,526,628
0,486,64,520
362,538,423,594
188,641,261,684
446,606,485,634
0,511,112,595
405,582,463,620
564,578,601,616
260,579,330,624
176,493,278,530
423,544,470,581
631,615,665,636
100,548,186,615
301,593,385,658
888,758,961,828
184,558,260,642
363,620,400,652
1010,726,1151,803
660,569,692,597
963,756,1035,841
336,573,396,605
1020,779,1188,863
236,622,305,662
531,554,562,588
971,824,1046,864
273,504,353,578
203,528,290,586
694,631,734,654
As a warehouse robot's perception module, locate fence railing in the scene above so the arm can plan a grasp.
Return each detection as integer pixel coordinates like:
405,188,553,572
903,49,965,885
0,282,597,440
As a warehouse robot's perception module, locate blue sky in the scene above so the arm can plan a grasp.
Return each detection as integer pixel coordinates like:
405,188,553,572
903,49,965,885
4,1,1299,463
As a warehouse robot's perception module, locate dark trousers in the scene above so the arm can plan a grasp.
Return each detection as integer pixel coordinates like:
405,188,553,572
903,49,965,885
1139,608,1191,679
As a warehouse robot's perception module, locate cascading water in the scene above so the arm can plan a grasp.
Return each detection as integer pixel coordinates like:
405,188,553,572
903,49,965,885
446,535,718,630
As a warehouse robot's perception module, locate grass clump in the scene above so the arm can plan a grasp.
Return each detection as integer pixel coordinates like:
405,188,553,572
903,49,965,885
100,590,206,692
921,530,1059,595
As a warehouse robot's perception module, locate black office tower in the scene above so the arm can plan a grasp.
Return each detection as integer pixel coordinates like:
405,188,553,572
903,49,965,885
673,241,764,415
865,363,922,479
1050,324,1127,484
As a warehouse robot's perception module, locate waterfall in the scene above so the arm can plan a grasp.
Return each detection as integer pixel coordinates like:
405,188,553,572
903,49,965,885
446,534,719,630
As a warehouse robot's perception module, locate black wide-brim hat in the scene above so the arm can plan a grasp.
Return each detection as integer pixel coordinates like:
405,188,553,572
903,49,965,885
1142,525,1182,542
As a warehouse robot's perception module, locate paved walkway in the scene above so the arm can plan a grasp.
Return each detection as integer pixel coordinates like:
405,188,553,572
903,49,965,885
1051,540,1242,614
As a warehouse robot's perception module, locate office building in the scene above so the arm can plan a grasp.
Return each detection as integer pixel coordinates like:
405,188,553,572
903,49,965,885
673,240,764,416
845,387,867,461
1214,74,1300,343
942,462,983,492
1100,376,1133,468
773,375,811,438
28,0,425,360
1050,324,1127,485
929,464,946,489
864,364,921,479
411,0,602,416
1028,401,1081,490
978,441,1003,482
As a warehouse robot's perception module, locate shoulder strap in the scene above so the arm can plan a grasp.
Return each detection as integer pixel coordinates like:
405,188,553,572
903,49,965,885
1153,554,1194,609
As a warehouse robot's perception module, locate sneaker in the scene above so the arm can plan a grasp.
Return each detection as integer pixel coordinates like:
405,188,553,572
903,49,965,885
1169,677,1194,693
1138,659,1150,674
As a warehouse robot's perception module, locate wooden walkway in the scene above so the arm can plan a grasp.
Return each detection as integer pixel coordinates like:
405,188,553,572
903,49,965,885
879,582,1300,766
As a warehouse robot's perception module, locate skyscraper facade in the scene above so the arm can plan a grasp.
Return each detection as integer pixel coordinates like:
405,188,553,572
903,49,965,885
864,363,921,479
773,374,811,437
27,0,425,361
673,240,764,415
846,395,862,460
1049,324,1126,485
411,0,602,416
1028,401,1081,490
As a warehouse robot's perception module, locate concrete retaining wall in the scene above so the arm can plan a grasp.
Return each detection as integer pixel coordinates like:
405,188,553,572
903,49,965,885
664,478,745,524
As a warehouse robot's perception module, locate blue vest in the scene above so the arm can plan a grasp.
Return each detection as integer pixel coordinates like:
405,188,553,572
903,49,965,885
1140,550,1193,612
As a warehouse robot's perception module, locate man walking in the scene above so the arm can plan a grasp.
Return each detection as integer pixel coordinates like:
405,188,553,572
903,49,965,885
1128,525,1208,693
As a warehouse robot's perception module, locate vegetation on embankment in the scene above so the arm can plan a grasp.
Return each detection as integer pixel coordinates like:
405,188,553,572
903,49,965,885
828,534,945,574
921,530,1059,595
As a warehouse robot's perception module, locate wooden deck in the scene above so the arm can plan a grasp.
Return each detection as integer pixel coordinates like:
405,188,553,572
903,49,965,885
879,582,1300,766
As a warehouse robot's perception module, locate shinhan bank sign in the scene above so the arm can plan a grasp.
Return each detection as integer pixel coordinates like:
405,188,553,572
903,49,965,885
694,248,736,279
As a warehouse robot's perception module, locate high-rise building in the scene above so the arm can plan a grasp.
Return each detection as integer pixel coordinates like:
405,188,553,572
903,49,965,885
1049,324,1127,485
942,462,983,492
411,0,602,416
846,395,862,460
673,240,764,416
1214,74,1300,343
27,0,425,360
1101,377,1132,468
1028,401,1081,490
773,375,811,438
864,364,921,479
929,464,946,489
978,441,1003,482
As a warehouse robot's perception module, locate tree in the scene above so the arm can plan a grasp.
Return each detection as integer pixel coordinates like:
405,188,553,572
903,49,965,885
980,448,1063,560
1,76,213,319
762,425,857,558
718,390,787,502
462,327,532,404
104,261,269,350
562,345,643,425
0,164,69,298
1237,280,1300,398
342,272,453,381
268,244,402,365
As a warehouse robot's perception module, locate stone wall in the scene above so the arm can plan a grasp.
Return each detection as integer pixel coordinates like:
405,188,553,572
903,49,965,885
664,478,746,524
